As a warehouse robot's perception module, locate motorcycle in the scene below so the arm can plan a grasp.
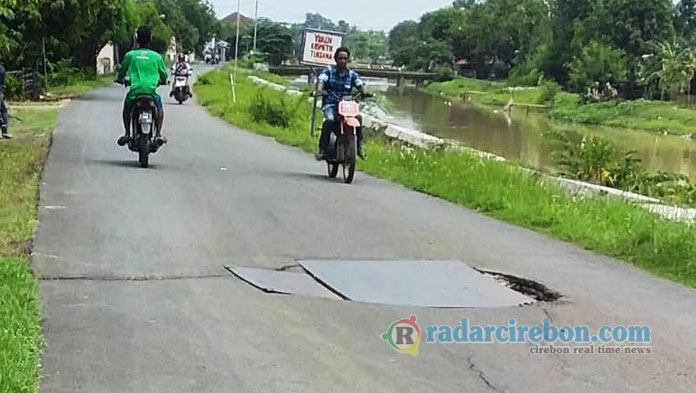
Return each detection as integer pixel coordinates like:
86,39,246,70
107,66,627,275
322,92,372,184
172,75,192,104
129,96,160,168
117,77,164,168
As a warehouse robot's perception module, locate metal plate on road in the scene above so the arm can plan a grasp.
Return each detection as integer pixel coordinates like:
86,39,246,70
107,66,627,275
299,260,534,307
228,266,341,300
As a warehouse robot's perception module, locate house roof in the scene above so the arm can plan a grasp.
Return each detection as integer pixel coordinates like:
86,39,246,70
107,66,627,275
221,12,254,25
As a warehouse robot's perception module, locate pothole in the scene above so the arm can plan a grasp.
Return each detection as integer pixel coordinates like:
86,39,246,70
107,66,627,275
227,260,561,308
476,269,563,302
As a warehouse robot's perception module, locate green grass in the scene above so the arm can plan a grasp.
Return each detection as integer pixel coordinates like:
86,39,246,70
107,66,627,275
0,258,42,393
47,74,114,98
0,107,59,393
196,67,696,288
550,98,696,136
1,109,58,256
428,77,696,136
427,77,545,107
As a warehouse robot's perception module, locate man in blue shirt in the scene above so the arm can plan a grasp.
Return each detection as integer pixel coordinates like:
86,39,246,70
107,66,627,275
0,63,10,139
316,47,369,160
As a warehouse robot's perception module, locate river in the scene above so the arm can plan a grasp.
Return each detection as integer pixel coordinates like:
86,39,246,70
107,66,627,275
383,87,696,180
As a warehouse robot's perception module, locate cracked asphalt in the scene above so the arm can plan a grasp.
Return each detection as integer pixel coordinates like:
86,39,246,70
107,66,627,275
32,69,696,392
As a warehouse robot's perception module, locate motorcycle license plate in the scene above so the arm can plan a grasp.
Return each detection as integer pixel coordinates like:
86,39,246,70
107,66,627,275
338,101,360,117
139,112,152,123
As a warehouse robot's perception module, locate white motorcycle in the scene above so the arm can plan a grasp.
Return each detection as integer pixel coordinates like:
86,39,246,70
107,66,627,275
172,74,192,104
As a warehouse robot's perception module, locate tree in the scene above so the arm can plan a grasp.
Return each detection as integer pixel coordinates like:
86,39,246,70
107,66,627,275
549,0,676,83
568,40,628,92
586,0,675,61
388,20,418,56
177,0,217,55
345,30,387,61
0,0,37,57
304,13,337,31
546,0,596,83
154,0,199,54
392,36,452,72
38,0,133,68
676,0,696,43
0,0,41,68
647,41,696,99
336,20,351,33
453,0,476,9
255,19,293,66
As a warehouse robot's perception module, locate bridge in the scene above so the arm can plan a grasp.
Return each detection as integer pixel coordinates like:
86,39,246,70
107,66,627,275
268,65,437,92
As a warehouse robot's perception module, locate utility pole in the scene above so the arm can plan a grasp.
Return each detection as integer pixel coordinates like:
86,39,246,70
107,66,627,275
42,38,49,92
253,0,259,52
234,0,240,74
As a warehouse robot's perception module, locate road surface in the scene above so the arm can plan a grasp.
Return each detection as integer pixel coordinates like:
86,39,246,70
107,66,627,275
33,71,696,392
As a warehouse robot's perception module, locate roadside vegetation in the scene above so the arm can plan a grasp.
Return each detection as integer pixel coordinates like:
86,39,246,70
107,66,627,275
196,66,696,289
0,108,59,393
546,130,696,206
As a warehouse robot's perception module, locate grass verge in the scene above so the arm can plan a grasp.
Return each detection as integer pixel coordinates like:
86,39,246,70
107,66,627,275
428,77,696,136
0,258,42,393
196,67,696,288
0,107,59,393
47,74,114,98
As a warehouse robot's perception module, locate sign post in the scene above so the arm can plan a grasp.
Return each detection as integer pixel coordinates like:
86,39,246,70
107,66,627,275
300,29,345,137
309,67,319,137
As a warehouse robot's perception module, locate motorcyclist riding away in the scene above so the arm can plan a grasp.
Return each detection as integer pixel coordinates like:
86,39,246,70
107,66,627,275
316,47,369,161
170,53,193,98
116,26,168,147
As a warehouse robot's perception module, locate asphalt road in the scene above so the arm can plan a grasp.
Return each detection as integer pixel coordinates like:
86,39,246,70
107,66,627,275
33,70,696,392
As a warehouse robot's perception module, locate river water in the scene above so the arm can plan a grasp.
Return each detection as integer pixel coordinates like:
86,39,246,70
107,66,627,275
383,87,696,180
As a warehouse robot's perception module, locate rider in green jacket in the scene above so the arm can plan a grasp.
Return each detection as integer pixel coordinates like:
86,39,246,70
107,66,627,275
116,26,168,146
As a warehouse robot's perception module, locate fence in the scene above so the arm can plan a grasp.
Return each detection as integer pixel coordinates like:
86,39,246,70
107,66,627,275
6,69,42,100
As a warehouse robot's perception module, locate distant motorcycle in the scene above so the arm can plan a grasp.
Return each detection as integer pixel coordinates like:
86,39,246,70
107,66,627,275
172,75,192,104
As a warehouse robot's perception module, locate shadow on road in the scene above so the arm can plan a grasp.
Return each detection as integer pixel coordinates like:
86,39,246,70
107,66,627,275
88,158,161,170
278,171,348,183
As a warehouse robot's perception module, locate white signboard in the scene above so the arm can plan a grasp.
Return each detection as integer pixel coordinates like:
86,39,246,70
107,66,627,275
301,29,344,66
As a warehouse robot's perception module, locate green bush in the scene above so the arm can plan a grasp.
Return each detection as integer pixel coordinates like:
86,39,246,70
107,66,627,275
46,59,95,87
508,66,541,87
433,67,456,82
537,79,561,104
249,90,295,128
547,129,696,206
197,73,212,85
4,74,24,100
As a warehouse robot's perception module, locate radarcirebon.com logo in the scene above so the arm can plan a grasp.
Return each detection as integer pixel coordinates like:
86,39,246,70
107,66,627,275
382,316,651,356
381,315,421,356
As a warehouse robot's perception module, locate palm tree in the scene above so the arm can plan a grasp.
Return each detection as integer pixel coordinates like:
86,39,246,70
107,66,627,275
648,41,695,101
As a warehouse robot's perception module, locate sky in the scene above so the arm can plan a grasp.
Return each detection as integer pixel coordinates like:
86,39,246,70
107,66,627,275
209,0,455,31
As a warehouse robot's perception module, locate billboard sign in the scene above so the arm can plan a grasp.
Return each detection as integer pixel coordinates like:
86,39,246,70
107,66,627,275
300,28,345,67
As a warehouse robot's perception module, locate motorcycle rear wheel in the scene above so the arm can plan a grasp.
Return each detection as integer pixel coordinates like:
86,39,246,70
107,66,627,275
138,138,150,168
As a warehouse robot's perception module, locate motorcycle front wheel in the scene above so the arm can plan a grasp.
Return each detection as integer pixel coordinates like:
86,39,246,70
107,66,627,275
342,134,356,184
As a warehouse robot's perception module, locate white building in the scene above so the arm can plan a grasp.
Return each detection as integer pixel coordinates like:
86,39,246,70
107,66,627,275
96,42,115,74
